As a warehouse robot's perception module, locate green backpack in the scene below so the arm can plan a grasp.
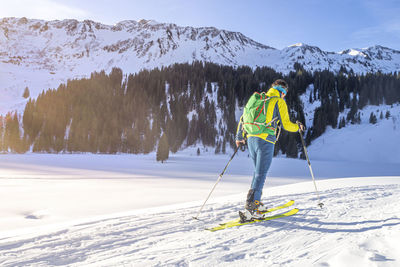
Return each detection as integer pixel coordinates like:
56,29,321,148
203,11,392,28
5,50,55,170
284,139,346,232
242,92,278,135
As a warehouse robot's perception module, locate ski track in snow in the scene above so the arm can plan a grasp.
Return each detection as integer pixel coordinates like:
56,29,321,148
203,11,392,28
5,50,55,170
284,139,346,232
0,182,399,266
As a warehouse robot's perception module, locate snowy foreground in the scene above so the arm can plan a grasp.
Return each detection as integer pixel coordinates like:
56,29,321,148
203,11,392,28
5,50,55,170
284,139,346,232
0,150,399,266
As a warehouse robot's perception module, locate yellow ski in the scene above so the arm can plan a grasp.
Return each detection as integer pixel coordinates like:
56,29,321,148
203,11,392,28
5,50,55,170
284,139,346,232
207,200,297,232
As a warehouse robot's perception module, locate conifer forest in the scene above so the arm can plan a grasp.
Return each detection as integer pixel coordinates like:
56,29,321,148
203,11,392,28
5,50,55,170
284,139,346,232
1,62,399,158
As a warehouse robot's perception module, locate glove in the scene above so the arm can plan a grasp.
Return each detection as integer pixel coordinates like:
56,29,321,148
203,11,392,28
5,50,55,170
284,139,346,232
236,139,246,147
236,139,246,151
296,121,305,133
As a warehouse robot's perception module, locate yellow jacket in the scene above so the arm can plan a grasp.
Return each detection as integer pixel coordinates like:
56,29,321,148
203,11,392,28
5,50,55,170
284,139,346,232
236,88,299,144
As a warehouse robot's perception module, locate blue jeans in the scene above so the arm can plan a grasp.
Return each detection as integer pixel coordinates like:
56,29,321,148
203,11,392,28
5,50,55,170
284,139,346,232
247,137,274,202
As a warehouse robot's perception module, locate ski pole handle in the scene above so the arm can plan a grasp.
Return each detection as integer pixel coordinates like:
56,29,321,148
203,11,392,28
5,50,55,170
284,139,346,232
296,120,306,133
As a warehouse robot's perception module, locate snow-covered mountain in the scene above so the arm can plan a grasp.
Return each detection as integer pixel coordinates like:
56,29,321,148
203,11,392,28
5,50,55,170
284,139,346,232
1,17,400,114
0,17,276,74
2,17,400,75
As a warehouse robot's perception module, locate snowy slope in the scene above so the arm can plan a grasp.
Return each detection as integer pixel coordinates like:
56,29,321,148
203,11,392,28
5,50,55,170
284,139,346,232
0,153,399,266
308,103,400,164
298,83,400,164
1,179,400,267
1,17,400,114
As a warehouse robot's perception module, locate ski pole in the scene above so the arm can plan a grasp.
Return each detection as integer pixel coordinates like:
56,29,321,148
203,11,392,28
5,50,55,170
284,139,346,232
193,145,240,220
299,130,324,208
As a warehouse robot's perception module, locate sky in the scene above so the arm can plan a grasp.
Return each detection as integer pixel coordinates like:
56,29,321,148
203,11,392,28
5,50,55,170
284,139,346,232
1,0,400,52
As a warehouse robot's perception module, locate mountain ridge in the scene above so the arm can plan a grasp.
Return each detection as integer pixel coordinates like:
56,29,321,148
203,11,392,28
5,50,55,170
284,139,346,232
1,17,400,73
1,17,400,114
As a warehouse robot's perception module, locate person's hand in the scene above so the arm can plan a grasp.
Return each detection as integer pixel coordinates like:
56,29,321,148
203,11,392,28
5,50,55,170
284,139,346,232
296,121,305,133
236,139,246,147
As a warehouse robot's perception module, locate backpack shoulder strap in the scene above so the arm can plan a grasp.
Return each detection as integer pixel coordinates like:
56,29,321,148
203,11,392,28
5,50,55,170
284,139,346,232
265,96,280,126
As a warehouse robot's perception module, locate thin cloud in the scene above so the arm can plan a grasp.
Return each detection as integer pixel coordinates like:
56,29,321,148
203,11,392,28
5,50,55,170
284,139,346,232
344,0,400,49
0,0,89,21
347,24,400,50
384,21,400,33
352,26,381,39
352,21,400,40
361,0,400,33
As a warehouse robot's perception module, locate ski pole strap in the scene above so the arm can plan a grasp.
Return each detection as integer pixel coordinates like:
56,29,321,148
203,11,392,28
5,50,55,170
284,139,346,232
275,123,282,142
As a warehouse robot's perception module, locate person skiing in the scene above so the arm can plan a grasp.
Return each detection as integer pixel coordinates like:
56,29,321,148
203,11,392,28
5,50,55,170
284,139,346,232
236,79,305,222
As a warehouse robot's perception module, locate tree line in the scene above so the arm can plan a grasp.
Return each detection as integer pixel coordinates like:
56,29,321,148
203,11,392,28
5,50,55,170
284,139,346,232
1,62,399,158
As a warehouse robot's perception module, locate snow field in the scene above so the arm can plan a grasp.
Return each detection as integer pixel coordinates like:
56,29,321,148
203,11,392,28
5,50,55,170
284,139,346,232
0,152,399,266
0,178,398,266
0,150,398,234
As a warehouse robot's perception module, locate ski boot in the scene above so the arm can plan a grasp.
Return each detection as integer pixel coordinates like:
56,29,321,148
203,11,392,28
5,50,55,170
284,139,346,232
243,189,268,212
239,189,267,223
256,200,268,212
239,200,266,223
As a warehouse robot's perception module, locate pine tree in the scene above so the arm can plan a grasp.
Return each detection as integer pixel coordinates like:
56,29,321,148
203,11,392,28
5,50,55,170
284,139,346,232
347,96,359,124
214,140,221,154
4,112,22,152
222,141,226,154
286,134,298,158
338,117,346,129
23,87,30,98
156,133,169,163
385,111,391,119
369,112,377,124
197,147,200,156
350,112,361,124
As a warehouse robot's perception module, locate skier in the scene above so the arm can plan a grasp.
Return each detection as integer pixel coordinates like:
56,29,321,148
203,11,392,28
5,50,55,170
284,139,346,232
236,79,305,222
